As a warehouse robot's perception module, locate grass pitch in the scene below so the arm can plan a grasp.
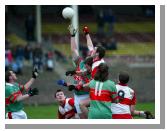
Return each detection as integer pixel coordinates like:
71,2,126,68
24,102,155,119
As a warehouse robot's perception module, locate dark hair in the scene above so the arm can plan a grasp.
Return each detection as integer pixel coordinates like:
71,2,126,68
54,89,63,98
96,45,105,59
94,63,108,82
119,71,129,84
5,71,11,82
84,56,93,67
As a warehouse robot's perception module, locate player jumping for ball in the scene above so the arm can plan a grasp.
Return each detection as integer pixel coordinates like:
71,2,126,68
64,24,93,119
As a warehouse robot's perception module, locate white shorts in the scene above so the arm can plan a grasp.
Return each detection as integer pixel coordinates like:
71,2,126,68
6,110,27,119
74,93,89,114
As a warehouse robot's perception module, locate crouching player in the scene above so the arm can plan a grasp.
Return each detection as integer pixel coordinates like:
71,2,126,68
54,89,79,119
111,71,154,119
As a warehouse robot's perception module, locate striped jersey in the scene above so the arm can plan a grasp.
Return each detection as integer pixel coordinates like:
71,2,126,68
91,58,105,78
111,83,136,115
88,79,117,119
58,98,76,119
73,57,91,95
5,82,25,112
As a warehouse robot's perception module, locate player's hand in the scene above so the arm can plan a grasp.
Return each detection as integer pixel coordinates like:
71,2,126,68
68,85,76,91
65,70,76,76
68,84,83,91
32,67,39,79
83,26,89,35
68,24,77,37
144,111,154,119
28,88,39,96
57,80,67,86
76,83,83,90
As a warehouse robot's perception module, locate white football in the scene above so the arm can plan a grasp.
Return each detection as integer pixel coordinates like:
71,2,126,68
62,7,74,19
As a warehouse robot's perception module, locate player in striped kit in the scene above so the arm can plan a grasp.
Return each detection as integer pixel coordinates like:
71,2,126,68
111,71,135,119
65,26,106,118
69,63,118,119
83,26,106,79
55,89,79,119
64,25,93,118
111,71,154,119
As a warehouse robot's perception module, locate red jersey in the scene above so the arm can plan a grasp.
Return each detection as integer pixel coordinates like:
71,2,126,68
111,83,136,119
91,58,105,78
58,98,76,119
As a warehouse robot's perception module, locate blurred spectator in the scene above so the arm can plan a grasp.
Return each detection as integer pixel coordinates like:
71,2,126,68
24,43,33,62
32,44,43,71
11,59,22,75
5,49,13,66
46,51,54,71
15,45,24,72
5,53,9,71
25,14,35,41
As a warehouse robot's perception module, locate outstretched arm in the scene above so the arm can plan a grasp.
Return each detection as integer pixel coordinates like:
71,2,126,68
24,68,39,91
16,94,30,102
68,25,79,59
83,26,94,51
131,108,154,119
17,88,39,102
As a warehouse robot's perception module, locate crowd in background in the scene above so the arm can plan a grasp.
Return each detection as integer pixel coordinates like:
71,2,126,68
5,40,66,74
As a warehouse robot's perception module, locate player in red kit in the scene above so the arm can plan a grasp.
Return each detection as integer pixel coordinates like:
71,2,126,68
111,71,154,119
55,89,79,119
83,26,106,78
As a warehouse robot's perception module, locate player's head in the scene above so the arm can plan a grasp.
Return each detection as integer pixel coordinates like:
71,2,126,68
94,63,109,82
119,71,129,84
5,70,17,83
95,45,106,59
84,56,93,71
54,89,66,103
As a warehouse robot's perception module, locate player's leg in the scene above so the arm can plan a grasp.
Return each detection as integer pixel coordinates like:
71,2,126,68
79,98,90,119
74,93,89,119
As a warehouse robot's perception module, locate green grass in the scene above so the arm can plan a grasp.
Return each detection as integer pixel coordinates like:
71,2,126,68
24,102,154,119
53,42,155,57
42,22,155,34
134,102,155,119
24,104,58,119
